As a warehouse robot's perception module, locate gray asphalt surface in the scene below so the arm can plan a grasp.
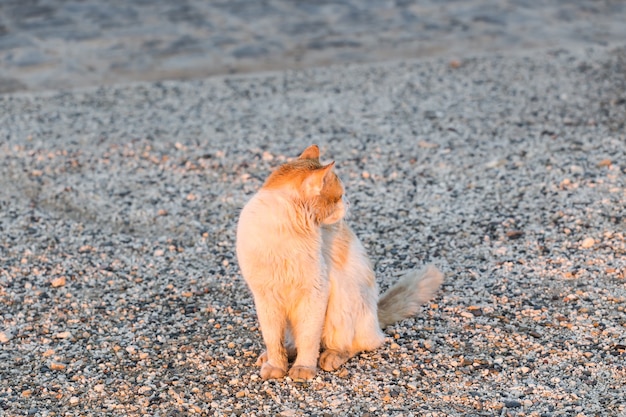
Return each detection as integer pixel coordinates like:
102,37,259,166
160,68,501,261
1,2,626,417
1,0,626,93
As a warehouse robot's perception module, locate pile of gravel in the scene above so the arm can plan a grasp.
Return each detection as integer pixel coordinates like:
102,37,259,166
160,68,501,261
1,45,625,416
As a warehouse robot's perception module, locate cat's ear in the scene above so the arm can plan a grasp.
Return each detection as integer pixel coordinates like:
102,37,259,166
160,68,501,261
299,144,320,161
302,161,334,196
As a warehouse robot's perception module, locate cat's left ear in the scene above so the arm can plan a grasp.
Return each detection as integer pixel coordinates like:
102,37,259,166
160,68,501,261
302,162,334,196
299,144,320,161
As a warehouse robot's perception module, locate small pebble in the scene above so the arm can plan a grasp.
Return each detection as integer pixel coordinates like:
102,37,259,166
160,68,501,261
503,400,522,408
0,331,12,343
51,276,66,288
138,386,152,394
50,362,66,371
581,237,595,249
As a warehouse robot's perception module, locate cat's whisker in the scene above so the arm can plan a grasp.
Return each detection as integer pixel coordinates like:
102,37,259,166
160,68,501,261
342,196,352,219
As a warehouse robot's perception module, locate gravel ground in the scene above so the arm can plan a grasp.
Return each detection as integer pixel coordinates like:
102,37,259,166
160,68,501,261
1,44,625,416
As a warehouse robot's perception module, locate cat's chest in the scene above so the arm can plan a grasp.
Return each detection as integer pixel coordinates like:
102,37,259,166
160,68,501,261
238,193,325,264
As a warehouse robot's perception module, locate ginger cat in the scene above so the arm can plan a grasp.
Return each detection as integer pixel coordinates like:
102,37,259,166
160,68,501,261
236,145,443,380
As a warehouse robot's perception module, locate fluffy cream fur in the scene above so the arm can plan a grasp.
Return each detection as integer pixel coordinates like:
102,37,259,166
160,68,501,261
236,145,443,380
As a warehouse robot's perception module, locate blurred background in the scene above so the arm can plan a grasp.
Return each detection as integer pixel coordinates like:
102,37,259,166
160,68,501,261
1,0,625,94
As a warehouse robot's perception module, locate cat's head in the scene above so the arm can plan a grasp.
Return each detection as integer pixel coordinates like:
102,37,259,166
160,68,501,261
263,145,346,225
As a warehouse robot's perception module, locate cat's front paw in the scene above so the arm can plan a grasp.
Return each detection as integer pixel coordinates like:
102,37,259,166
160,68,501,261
260,362,287,380
255,351,268,366
319,349,351,371
288,365,317,381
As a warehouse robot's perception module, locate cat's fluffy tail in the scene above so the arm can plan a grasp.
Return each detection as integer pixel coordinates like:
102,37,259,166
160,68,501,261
377,265,444,328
